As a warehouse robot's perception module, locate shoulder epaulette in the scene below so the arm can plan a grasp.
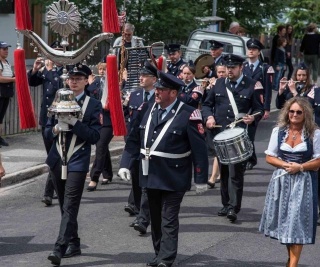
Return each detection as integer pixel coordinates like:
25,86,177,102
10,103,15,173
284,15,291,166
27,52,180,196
189,109,202,121
254,81,264,90
192,85,204,95
267,66,275,74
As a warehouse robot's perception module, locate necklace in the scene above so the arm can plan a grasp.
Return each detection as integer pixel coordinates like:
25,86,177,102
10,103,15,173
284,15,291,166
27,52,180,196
290,129,302,140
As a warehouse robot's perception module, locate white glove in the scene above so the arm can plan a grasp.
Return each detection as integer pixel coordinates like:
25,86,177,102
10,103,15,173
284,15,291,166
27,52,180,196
54,121,69,132
118,168,131,181
59,116,78,126
195,184,208,194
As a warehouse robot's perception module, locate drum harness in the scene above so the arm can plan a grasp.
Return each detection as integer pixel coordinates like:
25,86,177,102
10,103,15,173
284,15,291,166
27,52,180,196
140,102,191,174
225,78,250,130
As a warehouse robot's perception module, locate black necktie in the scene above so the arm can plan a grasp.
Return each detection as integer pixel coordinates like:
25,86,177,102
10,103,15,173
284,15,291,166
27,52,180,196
144,91,150,102
158,108,166,122
250,64,254,73
230,81,237,90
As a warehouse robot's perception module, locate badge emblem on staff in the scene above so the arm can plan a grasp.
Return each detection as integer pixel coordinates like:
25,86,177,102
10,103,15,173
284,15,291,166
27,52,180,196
14,0,126,179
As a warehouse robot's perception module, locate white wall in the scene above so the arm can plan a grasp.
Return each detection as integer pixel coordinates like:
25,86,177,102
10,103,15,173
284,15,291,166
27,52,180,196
0,14,25,66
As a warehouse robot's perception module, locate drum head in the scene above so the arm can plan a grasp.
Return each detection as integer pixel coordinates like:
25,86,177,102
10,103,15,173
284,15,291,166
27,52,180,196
214,127,244,141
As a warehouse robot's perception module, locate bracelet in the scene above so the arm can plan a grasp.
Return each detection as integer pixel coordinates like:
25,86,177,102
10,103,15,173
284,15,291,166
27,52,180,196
300,164,304,172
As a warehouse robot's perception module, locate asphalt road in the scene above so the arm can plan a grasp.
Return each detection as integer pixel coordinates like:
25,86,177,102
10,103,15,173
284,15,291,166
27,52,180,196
0,111,319,267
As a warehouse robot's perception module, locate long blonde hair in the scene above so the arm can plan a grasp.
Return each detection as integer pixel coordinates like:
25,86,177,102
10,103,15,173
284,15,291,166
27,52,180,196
277,97,318,138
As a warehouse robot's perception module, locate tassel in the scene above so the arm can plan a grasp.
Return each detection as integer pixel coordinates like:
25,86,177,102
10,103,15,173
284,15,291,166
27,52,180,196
14,49,37,129
157,54,167,71
157,56,164,70
102,0,120,33
15,0,32,30
107,54,126,136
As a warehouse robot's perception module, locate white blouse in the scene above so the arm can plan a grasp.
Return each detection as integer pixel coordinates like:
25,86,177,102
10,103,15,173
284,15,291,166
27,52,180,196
265,127,320,159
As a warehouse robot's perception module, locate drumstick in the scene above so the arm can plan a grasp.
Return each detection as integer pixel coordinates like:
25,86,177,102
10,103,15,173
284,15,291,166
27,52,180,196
273,158,317,179
226,112,262,128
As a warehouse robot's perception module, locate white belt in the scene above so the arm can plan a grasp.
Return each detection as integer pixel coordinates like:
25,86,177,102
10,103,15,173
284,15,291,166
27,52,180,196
140,149,191,159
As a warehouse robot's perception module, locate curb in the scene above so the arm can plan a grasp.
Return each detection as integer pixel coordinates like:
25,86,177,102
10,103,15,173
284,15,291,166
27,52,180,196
0,145,124,188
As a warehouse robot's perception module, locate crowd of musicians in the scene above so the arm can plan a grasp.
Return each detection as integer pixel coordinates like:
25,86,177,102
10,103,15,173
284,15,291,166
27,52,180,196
1,21,319,267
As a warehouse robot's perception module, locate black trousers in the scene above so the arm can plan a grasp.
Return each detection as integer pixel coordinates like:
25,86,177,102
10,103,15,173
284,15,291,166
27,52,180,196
0,97,9,124
220,162,246,213
41,126,55,198
147,189,185,266
247,124,258,166
90,126,113,182
286,56,294,80
50,163,87,256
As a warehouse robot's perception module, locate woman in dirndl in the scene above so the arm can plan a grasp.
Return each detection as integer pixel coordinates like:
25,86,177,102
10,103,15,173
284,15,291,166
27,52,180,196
259,97,320,267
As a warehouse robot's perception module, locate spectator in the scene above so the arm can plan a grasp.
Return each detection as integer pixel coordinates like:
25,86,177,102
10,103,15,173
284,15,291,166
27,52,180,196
273,37,287,91
300,23,320,84
259,97,320,267
0,41,15,147
270,25,286,66
227,22,240,34
285,24,294,80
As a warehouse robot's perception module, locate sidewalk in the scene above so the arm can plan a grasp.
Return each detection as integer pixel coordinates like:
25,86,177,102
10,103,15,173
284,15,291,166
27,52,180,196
0,131,125,188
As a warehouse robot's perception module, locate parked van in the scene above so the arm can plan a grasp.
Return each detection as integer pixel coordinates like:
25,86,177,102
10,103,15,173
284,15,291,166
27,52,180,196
181,29,266,63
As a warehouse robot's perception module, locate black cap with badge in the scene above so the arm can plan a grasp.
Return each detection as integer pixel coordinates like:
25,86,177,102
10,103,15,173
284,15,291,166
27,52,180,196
209,40,224,50
68,64,92,78
154,71,185,90
140,61,158,76
246,38,264,50
297,62,308,70
165,44,181,55
223,54,246,67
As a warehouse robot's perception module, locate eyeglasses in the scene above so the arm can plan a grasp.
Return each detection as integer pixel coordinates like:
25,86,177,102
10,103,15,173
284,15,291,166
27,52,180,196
69,77,86,83
289,110,303,115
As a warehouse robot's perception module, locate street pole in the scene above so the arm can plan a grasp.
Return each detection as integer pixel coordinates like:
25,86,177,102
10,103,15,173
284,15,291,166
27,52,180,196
212,0,217,16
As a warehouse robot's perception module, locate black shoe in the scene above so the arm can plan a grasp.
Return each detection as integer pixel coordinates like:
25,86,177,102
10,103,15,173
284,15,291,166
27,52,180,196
52,193,58,199
101,178,111,185
157,263,169,267
227,209,237,222
87,183,97,191
63,244,81,258
207,181,215,189
129,218,138,227
42,196,52,206
217,206,228,216
134,222,147,234
0,137,9,146
146,258,158,266
124,204,137,216
48,252,61,266
246,162,256,170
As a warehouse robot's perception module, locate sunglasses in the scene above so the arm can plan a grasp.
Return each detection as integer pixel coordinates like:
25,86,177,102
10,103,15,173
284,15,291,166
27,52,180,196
289,110,303,115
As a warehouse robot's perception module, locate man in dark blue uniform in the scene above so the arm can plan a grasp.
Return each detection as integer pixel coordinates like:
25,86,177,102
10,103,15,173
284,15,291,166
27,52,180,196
243,38,274,170
27,41,65,206
119,61,157,235
121,71,208,267
208,40,226,78
165,44,187,77
202,54,264,223
45,65,102,266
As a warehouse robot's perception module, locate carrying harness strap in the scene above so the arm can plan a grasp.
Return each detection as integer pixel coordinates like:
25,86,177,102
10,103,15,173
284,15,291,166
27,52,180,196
56,95,90,162
140,101,191,159
225,78,239,119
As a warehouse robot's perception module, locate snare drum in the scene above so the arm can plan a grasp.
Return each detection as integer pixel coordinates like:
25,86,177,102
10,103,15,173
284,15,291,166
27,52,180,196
213,127,253,164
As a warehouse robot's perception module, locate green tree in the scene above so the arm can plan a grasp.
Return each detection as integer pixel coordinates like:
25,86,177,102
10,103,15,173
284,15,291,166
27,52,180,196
287,0,320,38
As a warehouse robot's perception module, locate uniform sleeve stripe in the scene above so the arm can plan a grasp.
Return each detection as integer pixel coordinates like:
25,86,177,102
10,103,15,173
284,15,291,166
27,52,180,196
189,109,202,120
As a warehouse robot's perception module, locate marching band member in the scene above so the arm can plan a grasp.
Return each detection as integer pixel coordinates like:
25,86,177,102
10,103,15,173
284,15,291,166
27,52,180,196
208,40,226,78
243,38,274,170
45,65,102,266
27,41,65,206
202,54,264,223
276,62,315,109
120,71,208,267
165,44,187,77
120,61,157,235
179,65,203,108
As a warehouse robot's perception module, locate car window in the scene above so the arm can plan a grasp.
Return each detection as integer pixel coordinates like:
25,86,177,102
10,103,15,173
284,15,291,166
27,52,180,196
199,40,233,53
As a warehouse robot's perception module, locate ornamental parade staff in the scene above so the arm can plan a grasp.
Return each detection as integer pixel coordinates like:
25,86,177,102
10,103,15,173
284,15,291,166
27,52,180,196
45,65,102,266
120,71,208,267
202,54,264,223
